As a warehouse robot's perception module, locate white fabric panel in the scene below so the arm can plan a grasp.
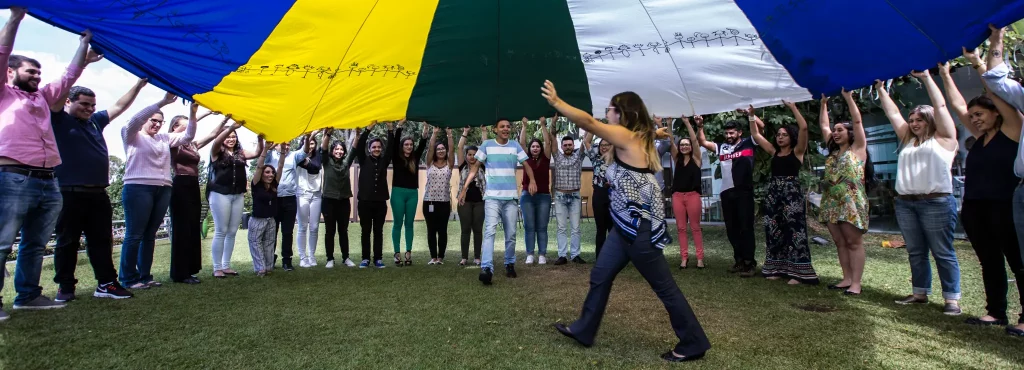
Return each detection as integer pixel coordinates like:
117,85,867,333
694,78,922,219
566,0,812,118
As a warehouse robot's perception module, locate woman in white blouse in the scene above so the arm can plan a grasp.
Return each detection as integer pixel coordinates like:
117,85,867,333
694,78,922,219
877,71,962,315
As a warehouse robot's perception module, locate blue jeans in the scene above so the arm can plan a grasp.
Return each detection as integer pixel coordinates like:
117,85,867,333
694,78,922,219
1013,185,1024,269
554,191,582,258
520,191,550,256
895,195,961,300
120,184,172,286
0,172,62,305
482,199,519,270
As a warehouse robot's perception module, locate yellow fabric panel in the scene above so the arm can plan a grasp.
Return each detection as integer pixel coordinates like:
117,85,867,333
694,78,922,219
193,0,439,142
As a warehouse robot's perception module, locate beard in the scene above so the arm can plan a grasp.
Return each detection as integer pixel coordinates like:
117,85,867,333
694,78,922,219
12,75,38,93
726,137,738,145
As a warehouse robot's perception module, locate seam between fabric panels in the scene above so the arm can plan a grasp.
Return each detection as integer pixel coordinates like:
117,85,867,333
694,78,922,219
636,0,696,116
881,0,945,56
303,0,383,135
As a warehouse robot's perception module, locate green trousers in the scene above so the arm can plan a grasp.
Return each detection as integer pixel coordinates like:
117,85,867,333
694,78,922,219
391,187,419,253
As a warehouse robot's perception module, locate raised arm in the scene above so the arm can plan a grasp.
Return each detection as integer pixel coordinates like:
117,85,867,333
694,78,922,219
107,78,148,121
682,116,702,166
542,80,635,148
426,125,438,164
415,123,429,161
743,105,775,155
445,128,455,168
841,89,868,159
356,122,371,161
913,70,958,146
245,134,265,160
784,100,809,158
168,102,199,148
819,94,833,141
275,143,286,182
875,80,909,142
392,126,404,159
991,90,1024,144
122,93,176,145
0,7,25,86
457,127,470,167
938,62,978,138
694,115,717,154
582,126,595,153
982,25,1024,113
542,118,553,158
195,115,231,150
321,128,333,152
255,141,272,186
41,31,99,109
519,117,529,151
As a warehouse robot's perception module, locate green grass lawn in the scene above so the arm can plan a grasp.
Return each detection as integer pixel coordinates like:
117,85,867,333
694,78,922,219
1,220,1021,369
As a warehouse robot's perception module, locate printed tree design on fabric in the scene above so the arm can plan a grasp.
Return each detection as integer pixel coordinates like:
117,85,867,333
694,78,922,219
231,62,417,79
581,28,760,63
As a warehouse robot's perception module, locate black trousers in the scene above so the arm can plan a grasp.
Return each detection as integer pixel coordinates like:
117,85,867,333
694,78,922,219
53,189,118,288
359,200,387,262
169,176,202,281
592,186,612,258
275,196,298,264
569,221,711,356
424,200,451,259
721,188,756,265
322,197,352,261
458,201,483,260
962,199,1024,323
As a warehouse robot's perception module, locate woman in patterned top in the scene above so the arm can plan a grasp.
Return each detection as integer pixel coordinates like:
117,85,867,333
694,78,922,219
423,125,455,265
818,91,874,296
542,81,709,362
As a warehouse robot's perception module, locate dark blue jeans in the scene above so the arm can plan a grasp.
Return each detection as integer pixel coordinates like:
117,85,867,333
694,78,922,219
119,184,172,286
520,191,550,256
0,172,62,305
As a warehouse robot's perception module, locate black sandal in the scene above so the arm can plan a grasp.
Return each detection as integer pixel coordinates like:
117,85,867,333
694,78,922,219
404,251,412,266
394,253,402,267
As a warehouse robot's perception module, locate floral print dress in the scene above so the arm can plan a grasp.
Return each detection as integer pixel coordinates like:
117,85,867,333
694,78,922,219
818,150,869,232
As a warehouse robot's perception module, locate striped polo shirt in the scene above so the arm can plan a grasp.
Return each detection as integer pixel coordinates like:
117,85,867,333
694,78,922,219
475,139,528,200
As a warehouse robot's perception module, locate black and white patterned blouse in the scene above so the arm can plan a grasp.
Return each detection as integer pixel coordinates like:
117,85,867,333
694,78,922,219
585,147,609,188
607,158,671,249
424,164,453,202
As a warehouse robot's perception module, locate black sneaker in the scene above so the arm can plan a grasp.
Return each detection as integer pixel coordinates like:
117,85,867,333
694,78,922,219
55,287,76,303
553,257,569,266
282,260,294,272
571,256,587,264
479,268,493,285
506,264,518,278
94,282,134,299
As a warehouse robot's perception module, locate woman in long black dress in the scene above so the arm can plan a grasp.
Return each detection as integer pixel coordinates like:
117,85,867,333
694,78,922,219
542,81,709,362
743,102,818,285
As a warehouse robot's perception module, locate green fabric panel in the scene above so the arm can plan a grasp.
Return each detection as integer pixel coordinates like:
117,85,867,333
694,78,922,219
407,0,592,127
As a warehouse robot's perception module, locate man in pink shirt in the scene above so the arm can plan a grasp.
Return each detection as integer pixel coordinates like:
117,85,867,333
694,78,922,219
0,7,103,320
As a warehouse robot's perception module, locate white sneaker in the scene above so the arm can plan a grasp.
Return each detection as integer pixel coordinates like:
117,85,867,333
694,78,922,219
525,255,535,264
299,259,310,268
325,260,335,269
538,255,548,265
343,258,356,267
427,259,436,265
309,257,318,267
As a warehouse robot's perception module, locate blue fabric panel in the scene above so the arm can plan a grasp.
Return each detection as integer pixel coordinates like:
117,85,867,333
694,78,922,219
735,0,1024,95
1,0,295,98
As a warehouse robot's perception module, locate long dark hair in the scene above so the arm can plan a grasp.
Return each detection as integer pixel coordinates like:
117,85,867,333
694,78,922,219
253,164,279,193
527,138,544,160
609,91,661,172
460,145,481,171
166,115,188,133
826,122,876,191
398,137,416,173
967,95,1003,131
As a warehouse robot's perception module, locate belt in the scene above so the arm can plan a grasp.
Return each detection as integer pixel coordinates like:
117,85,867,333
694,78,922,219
896,192,950,201
61,186,107,193
0,166,56,179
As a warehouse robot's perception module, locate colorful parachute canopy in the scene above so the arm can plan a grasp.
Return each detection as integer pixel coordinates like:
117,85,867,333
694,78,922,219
8,1,1023,141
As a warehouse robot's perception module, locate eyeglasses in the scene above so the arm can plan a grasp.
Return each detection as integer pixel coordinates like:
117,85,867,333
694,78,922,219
149,118,164,124
604,107,617,115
